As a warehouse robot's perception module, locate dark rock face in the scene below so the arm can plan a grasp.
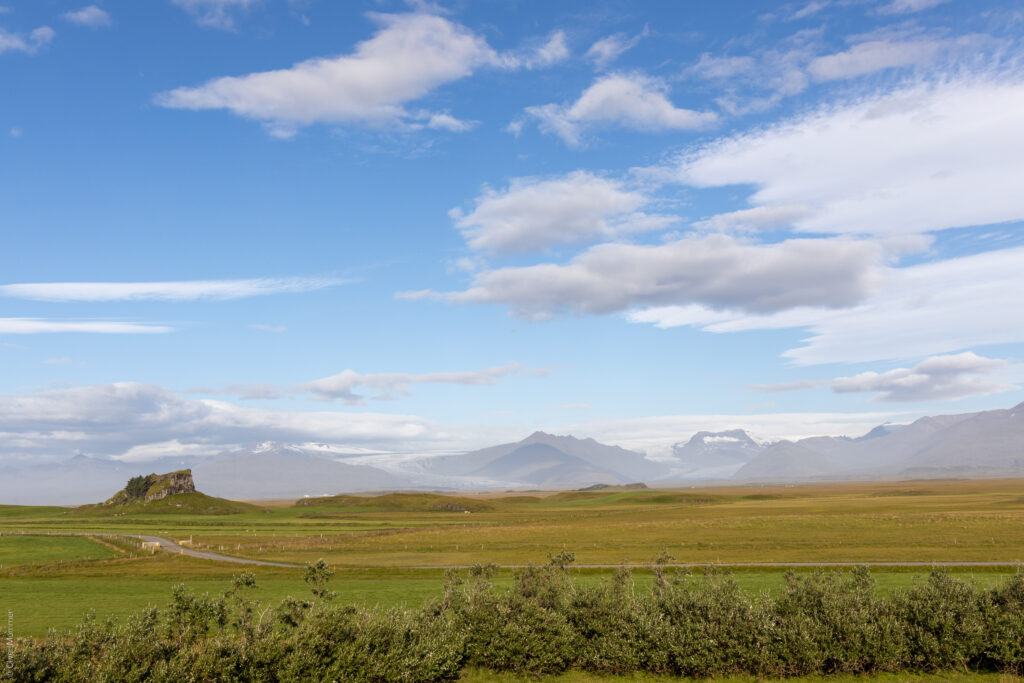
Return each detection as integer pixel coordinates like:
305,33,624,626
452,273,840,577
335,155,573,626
144,470,196,501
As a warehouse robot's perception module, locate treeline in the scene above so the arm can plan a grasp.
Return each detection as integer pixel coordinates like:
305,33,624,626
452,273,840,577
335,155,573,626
11,554,1024,681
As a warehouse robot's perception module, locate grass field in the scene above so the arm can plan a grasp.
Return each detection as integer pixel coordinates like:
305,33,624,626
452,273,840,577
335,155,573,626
0,534,119,568
3,478,1024,637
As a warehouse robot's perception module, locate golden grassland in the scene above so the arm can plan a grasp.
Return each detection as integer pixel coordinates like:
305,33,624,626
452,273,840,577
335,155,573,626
2,478,1024,636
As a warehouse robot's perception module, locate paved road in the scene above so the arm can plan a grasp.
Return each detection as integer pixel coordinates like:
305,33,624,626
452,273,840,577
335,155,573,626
132,534,304,568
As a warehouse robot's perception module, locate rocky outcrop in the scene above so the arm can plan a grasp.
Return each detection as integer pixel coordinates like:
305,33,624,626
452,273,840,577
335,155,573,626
144,470,196,501
103,469,196,505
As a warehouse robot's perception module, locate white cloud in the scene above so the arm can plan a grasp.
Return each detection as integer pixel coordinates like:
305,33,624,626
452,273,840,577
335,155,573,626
789,1,831,20
808,39,943,80
686,54,758,80
688,41,818,115
117,439,223,462
171,0,256,30
0,382,928,465
0,382,457,462
501,30,569,69
157,12,555,135
450,171,675,254
62,6,111,27
407,234,883,320
629,244,1024,366
0,276,343,302
250,323,286,333
9,127,21,138
525,73,718,147
877,0,949,15
693,204,813,232
0,25,54,54
30,25,54,45
198,362,546,403
672,77,1024,238
423,112,476,132
299,362,546,404
754,352,1015,401
0,318,172,334
584,26,647,70
44,357,72,366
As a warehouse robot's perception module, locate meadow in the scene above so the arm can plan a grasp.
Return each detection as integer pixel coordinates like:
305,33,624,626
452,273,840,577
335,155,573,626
2,478,1024,640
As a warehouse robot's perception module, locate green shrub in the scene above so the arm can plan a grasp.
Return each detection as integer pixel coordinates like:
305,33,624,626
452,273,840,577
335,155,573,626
768,567,905,675
898,569,989,671
13,559,1024,681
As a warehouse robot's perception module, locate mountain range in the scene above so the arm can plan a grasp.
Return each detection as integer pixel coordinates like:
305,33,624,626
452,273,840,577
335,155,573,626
1,403,1021,504
716,402,1024,482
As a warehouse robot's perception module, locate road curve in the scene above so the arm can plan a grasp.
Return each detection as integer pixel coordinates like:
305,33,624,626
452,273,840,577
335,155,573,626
3,531,304,568
133,534,304,568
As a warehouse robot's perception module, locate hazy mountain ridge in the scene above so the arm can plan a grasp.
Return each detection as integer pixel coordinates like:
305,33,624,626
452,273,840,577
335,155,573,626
669,429,764,479
2,403,1022,504
737,402,1024,480
425,431,670,488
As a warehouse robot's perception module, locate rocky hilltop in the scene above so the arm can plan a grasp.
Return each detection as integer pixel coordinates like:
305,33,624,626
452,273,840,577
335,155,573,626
104,469,196,505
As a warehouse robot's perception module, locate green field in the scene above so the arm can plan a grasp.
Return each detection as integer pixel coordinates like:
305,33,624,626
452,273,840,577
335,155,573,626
3,478,1024,637
0,534,119,568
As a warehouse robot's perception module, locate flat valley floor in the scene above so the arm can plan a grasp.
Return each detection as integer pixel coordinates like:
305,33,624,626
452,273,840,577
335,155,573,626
2,478,1024,637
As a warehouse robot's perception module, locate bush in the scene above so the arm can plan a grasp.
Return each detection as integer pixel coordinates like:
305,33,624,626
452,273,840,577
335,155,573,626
768,567,905,675
13,559,1024,681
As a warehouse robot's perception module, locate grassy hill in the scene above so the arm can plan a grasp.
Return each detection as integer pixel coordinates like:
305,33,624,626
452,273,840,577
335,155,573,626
295,492,495,513
75,491,259,516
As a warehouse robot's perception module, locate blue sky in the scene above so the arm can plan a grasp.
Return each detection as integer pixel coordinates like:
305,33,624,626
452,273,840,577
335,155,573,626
2,0,1023,463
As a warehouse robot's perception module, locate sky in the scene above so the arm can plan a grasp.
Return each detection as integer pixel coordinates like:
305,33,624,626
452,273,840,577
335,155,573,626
2,0,1024,464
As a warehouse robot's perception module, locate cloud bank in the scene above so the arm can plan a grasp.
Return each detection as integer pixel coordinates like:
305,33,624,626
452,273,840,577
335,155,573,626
753,352,1015,401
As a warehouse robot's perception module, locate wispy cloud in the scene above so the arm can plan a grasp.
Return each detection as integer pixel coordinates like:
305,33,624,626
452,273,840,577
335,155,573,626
752,352,1015,401
197,362,549,404
62,5,111,27
500,30,569,69
171,0,256,30
0,277,345,302
250,324,287,333
877,0,949,16
300,362,548,404
808,38,944,80
584,26,648,70
0,25,54,55
0,318,172,334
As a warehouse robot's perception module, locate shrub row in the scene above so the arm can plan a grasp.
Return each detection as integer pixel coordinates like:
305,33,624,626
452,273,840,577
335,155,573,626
11,556,1024,681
